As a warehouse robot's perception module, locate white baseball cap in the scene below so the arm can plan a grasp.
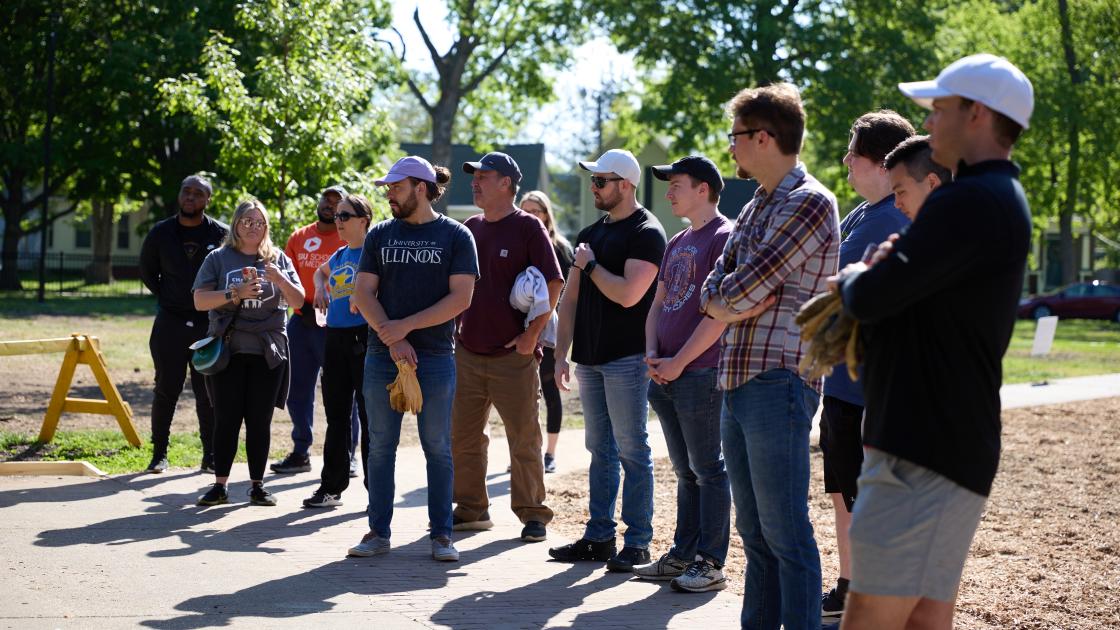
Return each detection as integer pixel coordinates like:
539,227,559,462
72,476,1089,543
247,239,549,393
578,149,641,187
899,53,1034,129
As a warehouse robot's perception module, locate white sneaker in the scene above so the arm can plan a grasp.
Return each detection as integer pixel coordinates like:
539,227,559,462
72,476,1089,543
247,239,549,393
633,552,689,581
431,536,460,562
670,559,728,593
348,532,390,557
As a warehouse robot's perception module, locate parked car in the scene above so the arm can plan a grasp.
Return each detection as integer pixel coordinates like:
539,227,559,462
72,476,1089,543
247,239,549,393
1018,281,1120,322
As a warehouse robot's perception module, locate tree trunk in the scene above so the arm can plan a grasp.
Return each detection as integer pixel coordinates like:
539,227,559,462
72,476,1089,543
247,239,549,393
430,96,459,215
0,172,28,290
84,198,114,284
1058,0,1082,286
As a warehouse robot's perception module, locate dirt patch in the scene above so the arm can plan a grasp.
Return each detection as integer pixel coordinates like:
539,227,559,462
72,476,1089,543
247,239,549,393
545,397,1120,629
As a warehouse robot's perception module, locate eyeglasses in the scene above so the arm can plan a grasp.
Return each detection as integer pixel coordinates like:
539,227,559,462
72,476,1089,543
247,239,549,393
591,176,624,189
727,128,772,144
238,219,267,229
334,212,362,223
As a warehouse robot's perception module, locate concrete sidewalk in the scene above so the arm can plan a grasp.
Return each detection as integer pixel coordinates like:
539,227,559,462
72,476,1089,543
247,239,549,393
0,423,740,629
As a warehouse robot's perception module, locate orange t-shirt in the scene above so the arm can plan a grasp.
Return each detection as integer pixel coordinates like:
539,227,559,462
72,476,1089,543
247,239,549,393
284,222,346,315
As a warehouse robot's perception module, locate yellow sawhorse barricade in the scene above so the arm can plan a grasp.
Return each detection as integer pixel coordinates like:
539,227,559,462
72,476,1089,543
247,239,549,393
0,334,140,447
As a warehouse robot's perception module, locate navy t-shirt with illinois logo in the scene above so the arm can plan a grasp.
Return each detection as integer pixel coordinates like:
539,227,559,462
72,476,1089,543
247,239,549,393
655,215,732,370
358,214,479,354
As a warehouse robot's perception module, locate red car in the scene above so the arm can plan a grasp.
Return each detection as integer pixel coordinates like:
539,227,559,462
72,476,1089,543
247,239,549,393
1018,281,1120,322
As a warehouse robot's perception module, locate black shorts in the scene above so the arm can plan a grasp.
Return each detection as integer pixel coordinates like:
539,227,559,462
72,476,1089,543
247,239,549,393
819,395,864,512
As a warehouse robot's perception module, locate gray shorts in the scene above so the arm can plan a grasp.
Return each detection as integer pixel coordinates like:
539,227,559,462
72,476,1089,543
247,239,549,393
848,449,987,602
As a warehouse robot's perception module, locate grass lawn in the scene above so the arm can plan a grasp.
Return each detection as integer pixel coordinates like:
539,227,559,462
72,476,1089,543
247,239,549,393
0,430,272,475
1003,318,1120,384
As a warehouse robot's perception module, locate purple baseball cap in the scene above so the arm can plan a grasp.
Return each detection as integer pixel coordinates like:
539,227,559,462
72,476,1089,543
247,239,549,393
375,156,438,186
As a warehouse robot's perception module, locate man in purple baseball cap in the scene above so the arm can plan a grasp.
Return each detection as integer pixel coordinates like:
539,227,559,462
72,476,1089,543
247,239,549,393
376,156,440,187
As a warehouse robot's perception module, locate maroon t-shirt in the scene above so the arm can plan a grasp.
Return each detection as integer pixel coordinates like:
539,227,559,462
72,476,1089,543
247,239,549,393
458,209,563,356
655,215,733,370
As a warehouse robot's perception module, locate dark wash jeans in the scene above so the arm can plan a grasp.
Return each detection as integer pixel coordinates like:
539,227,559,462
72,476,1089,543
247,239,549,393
647,367,731,565
721,368,821,630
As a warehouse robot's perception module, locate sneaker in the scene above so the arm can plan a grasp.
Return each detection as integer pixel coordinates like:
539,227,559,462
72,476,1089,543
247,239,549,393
670,559,728,593
633,552,689,581
544,453,556,474
270,452,311,474
606,546,651,572
199,453,215,475
348,454,359,478
822,587,846,620
348,532,390,557
548,538,616,562
146,453,168,474
196,483,228,506
431,536,460,562
302,489,342,508
521,521,547,542
452,511,493,531
248,484,277,506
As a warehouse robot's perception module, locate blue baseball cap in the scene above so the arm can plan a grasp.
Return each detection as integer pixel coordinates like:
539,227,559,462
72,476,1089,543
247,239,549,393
463,152,522,185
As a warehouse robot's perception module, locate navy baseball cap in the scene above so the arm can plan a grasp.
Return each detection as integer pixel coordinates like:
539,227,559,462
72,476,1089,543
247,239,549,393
651,155,724,195
463,152,522,185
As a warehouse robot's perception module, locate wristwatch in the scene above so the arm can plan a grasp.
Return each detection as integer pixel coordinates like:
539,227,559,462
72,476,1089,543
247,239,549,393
224,289,235,302
582,260,597,276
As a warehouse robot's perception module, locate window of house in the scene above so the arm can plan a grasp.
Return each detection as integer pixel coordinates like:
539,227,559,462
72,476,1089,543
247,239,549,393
74,218,91,248
116,214,130,250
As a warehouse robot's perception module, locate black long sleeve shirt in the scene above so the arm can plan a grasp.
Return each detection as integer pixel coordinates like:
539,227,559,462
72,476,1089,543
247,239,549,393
840,160,1031,496
139,214,228,320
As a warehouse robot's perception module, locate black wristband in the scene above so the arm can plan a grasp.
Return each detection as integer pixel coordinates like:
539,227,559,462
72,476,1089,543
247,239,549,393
582,260,597,276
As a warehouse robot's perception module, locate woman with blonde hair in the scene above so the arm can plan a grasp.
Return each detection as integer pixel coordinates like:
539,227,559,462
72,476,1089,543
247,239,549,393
519,190,574,473
192,198,304,506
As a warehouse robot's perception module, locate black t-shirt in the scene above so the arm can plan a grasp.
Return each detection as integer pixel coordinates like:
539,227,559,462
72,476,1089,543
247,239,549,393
572,207,666,365
840,160,1031,497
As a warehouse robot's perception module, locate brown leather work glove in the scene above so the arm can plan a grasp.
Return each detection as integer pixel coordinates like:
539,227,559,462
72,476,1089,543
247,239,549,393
387,359,424,413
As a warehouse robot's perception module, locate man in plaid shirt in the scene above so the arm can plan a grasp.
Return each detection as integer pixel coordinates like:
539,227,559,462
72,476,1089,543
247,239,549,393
700,83,840,630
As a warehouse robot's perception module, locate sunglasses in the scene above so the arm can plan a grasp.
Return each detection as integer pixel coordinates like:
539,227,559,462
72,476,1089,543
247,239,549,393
238,219,267,229
591,176,624,189
334,212,363,223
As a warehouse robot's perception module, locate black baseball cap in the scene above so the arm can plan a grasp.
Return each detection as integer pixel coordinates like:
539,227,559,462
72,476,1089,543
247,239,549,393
463,152,523,185
651,155,724,195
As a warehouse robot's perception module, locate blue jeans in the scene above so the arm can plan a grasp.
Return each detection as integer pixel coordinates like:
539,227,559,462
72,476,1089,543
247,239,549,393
576,353,653,548
647,368,730,565
287,314,359,456
363,349,455,540
721,368,821,630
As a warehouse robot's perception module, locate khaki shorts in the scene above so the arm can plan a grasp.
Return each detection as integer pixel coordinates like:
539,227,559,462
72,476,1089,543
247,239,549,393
849,449,987,602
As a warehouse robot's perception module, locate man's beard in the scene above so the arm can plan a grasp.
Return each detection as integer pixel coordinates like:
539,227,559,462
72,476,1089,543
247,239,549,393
316,205,334,223
391,189,419,219
736,165,752,180
593,189,620,212
179,205,203,218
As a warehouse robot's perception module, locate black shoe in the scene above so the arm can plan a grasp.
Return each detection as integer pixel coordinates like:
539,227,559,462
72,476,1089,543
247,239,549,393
146,453,168,474
606,546,651,572
197,483,228,506
303,489,342,508
822,587,846,620
199,454,215,475
544,453,556,473
521,521,547,542
249,484,277,506
270,452,311,474
548,538,616,562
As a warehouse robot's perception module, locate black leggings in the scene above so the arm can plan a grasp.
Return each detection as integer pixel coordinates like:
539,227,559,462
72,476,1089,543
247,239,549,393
539,346,562,435
211,353,284,480
319,326,370,494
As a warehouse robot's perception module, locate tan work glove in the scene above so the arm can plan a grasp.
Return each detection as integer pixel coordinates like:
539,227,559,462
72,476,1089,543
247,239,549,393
387,359,424,413
795,290,862,381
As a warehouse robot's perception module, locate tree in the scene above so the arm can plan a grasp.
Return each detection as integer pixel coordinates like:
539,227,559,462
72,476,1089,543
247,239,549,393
158,0,397,236
391,0,587,209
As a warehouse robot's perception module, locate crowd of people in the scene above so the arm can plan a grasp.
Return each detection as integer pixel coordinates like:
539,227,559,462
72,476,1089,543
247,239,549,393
137,53,1034,630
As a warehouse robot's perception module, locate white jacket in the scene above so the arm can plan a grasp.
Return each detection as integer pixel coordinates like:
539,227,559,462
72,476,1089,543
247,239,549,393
510,266,557,348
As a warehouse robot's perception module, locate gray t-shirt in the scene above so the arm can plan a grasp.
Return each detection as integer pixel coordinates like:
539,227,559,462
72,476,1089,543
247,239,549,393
193,247,301,356
358,215,478,354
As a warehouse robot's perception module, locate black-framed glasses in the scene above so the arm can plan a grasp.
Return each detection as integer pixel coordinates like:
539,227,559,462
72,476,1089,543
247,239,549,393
591,176,624,189
727,128,772,144
334,212,361,223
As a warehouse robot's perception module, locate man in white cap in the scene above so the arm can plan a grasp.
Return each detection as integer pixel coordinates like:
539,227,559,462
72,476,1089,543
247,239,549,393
549,148,666,572
831,54,1034,630
139,174,228,473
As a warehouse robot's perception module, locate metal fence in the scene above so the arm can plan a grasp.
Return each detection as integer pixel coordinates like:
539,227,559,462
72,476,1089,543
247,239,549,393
4,252,149,297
